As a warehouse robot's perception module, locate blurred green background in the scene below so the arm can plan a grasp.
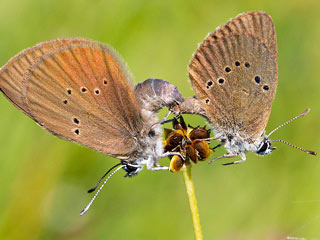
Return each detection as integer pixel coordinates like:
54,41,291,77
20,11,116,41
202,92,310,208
0,0,320,239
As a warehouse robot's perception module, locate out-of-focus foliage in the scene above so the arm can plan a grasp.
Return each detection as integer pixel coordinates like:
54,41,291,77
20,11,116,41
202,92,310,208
0,0,320,239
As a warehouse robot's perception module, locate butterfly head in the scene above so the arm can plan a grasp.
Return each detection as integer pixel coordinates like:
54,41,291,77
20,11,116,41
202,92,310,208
122,160,143,177
256,109,317,156
256,138,276,156
122,124,163,177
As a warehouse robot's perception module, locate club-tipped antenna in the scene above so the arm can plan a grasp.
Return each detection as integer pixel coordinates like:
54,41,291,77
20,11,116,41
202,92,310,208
80,165,124,216
270,139,317,156
267,109,310,138
87,163,122,193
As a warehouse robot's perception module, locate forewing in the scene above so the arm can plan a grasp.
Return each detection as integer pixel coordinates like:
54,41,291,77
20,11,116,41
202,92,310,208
203,11,277,57
189,11,278,139
0,38,93,117
4,40,142,158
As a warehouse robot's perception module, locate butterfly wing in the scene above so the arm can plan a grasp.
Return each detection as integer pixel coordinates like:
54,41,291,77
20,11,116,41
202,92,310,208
203,11,277,58
189,11,278,139
0,38,93,117
1,39,143,158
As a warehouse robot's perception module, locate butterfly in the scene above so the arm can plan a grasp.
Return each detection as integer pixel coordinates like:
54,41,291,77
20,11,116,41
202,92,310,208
175,11,316,165
0,38,184,176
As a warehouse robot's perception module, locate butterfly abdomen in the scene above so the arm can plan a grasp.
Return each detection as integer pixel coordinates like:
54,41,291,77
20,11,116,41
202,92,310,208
134,78,184,112
174,96,208,119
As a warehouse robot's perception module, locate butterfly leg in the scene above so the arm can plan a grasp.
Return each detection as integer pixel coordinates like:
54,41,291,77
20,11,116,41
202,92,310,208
145,159,169,172
160,118,175,125
201,137,220,141
159,152,185,161
222,152,247,165
151,111,172,128
222,159,246,165
208,153,238,164
159,110,172,124
146,152,185,172
212,143,223,150
148,166,170,171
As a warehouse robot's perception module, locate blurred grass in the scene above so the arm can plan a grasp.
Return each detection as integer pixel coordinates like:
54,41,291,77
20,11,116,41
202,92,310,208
0,0,320,239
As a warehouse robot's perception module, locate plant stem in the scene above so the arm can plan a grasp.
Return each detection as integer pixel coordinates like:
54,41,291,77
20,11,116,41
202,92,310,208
182,164,203,240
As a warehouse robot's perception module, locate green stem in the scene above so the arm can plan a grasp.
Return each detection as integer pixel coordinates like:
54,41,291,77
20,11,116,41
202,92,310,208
182,164,203,240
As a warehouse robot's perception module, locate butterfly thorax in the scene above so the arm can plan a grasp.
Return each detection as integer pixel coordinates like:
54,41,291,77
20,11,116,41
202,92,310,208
125,107,164,176
128,78,184,173
215,128,267,156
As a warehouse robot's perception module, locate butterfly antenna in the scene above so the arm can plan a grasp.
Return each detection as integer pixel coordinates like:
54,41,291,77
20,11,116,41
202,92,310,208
270,139,317,156
80,164,124,216
87,163,122,193
267,109,310,137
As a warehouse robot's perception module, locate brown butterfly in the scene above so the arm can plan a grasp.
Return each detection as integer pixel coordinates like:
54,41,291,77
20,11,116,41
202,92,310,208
0,38,184,177
175,11,316,165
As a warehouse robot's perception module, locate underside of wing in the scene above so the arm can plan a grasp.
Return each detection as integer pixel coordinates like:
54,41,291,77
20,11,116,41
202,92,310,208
189,12,278,139
1,39,143,158
0,38,94,117
203,11,277,57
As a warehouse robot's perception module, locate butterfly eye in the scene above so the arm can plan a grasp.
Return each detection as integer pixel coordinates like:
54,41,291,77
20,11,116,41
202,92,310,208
123,162,140,177
256,140,274,155
257,141,269,155
148,129,155,137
